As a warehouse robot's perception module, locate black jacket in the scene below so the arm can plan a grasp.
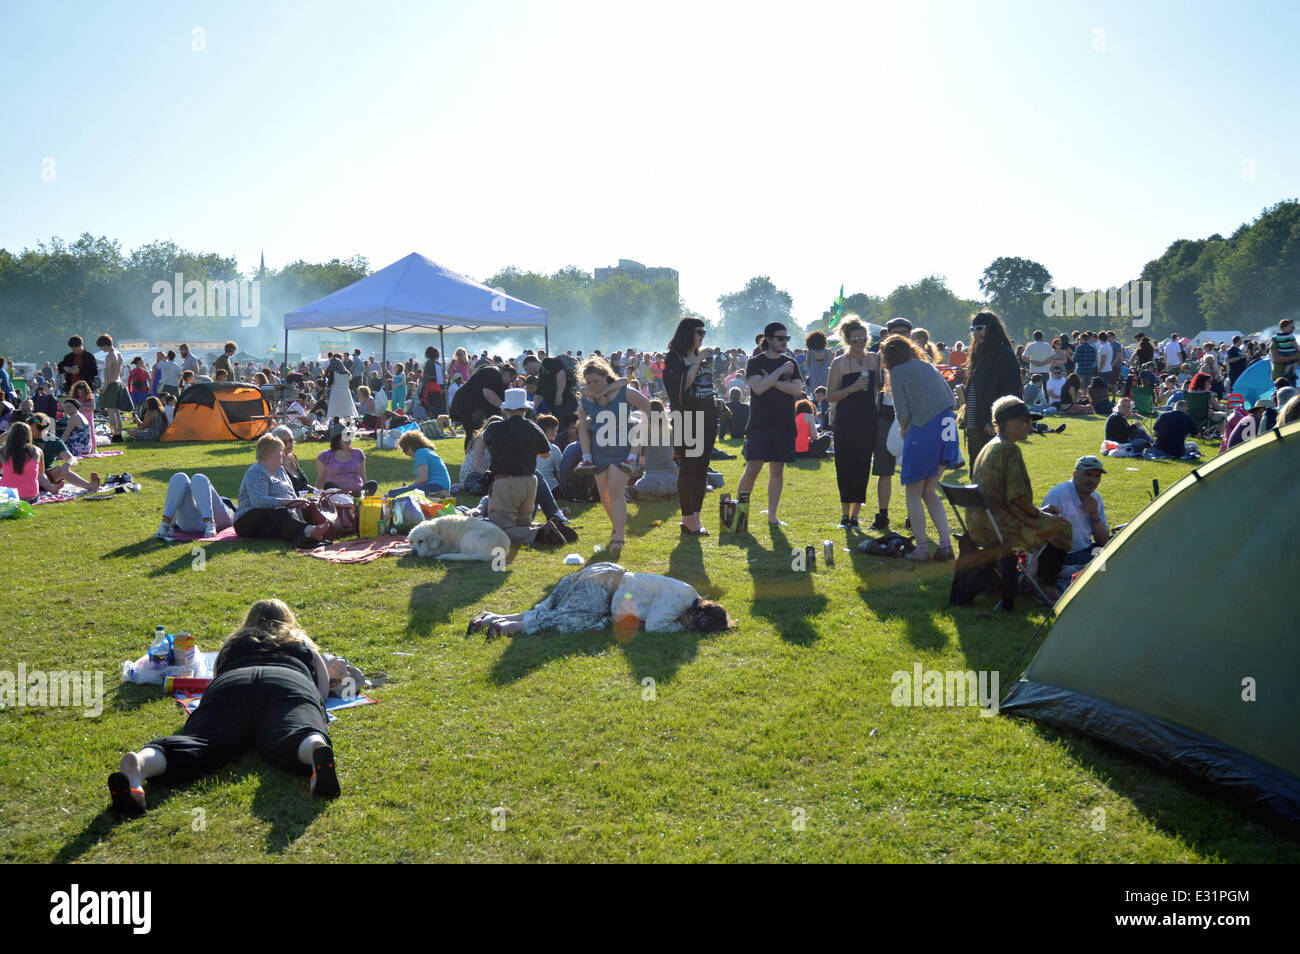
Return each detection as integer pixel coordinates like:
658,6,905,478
966,343,1022,431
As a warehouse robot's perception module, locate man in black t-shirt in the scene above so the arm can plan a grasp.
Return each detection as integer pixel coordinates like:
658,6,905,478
735,322,803,527
59,335,99,394
483,389,552,544
456,364,515,440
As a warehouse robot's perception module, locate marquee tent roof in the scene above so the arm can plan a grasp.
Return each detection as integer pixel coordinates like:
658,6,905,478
283,253,548,334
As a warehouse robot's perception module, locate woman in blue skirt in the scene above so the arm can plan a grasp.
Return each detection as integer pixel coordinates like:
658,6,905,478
881,335,962,561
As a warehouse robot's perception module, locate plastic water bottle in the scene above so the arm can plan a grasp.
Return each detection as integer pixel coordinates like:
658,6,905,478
148,626,173,666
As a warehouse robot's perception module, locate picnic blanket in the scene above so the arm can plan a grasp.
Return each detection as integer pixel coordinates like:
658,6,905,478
174,689,374,722
1142,442,1202,461
81,449,125,458
171,649,376,721
33,486,91,505
295,534,412,563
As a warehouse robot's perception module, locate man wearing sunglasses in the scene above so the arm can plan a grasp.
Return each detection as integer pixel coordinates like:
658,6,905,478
736,322,804,528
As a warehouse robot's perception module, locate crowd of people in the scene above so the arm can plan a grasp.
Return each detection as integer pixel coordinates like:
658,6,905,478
8,319,1300,589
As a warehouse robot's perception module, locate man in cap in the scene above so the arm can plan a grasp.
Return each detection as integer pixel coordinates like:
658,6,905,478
1041,456,1111,589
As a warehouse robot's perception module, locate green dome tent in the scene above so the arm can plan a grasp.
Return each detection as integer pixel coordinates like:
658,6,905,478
1001,419,1300,824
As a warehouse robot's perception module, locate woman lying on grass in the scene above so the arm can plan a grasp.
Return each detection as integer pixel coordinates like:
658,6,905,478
468,562,732,639
108,599,339,815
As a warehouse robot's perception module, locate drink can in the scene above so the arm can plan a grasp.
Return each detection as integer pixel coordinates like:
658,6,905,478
823,540,834,566
805,544,816,570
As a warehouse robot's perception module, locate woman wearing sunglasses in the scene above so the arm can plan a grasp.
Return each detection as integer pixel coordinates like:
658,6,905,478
826,318,881,527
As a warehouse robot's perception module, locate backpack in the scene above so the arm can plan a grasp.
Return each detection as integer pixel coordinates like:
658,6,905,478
857,532,916,558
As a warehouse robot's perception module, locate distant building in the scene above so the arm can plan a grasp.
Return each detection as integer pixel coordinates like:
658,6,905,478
594,259,679,292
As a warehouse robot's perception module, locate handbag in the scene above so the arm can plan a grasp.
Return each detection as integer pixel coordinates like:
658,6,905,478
304,490,358,539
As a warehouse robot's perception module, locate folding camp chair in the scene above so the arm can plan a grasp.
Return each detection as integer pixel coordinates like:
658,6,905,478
1226,393,1245,413
1180,390,1221,439
940,482,1054,612
1131,384,1155,420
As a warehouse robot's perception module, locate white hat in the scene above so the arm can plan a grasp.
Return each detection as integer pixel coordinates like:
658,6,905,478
501,387,533,411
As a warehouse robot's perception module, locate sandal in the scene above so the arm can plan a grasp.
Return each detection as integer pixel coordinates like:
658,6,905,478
485,619,509,642
108,772,146,816
310,745,340,799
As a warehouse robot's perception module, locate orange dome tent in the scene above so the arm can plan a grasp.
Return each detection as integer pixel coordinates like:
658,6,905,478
161,383,271,441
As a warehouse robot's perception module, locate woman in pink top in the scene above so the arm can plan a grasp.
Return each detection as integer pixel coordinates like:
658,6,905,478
1,422,44,501
315,425,377,496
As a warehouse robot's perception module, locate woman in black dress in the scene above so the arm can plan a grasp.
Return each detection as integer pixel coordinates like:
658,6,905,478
826,318,880,528
662,317,719,536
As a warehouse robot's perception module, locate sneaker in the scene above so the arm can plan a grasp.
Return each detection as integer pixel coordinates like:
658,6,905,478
869,511,889,532
574,458,596,475
201,520,217,539
618,457,638,476
848,517,860,529
839,515,851,528
155,522,175,542
933,545,954,562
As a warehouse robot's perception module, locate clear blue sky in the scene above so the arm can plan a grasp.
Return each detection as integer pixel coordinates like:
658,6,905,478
2,0,1296,325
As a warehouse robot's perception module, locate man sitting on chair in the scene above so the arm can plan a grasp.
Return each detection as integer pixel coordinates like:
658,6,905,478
965,396,1075,602
1040,456,1111,592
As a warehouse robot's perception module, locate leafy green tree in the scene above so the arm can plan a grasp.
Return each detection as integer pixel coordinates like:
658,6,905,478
885,275,979,346
979,256,1053,341
716,275,796,349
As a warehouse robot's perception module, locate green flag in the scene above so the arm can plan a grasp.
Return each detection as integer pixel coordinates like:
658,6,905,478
827,284,846,329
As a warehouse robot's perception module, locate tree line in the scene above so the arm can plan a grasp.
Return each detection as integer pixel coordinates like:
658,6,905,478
3,200,1293,359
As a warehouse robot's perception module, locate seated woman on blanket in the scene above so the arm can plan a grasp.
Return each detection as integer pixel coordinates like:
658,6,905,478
387,430,451,498
28,413,100,493
107,599,339,815
965,396,1075,602
130,396,169,441
235,433,333,547
0,422,44,503
468,563,732,639
272,425,315,494
315,424,378,497
59,398,94,457
70,380,98,453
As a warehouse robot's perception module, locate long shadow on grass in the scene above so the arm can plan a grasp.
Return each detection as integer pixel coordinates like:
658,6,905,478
1018,723,1300,862
403,562,509,637
666,536,718,598
54,787,182,863
741,523,828,646
490,627,716,686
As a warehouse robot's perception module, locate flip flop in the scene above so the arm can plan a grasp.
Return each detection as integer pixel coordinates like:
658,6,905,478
310,746,340,799
108,771,146,816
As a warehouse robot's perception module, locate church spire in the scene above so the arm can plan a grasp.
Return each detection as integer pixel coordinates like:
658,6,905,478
259,249,266,277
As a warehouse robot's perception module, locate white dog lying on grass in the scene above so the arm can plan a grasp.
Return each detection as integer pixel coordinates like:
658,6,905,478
408,513,510,561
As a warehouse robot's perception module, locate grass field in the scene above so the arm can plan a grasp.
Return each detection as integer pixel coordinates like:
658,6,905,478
2,415,1296,863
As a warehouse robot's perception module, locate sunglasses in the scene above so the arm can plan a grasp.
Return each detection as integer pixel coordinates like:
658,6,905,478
695,329,706,336
970,325,988,332
770,335,790,342
847,336,867,343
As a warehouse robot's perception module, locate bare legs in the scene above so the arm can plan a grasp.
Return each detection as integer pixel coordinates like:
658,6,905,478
737,460,786,523
903,474,951,556
594,465,629,545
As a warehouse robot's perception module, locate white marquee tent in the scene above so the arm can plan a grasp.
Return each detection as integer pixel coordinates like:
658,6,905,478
282,252,549,375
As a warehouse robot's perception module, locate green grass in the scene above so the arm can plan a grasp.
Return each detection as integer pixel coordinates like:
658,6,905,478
2,416,1296,863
